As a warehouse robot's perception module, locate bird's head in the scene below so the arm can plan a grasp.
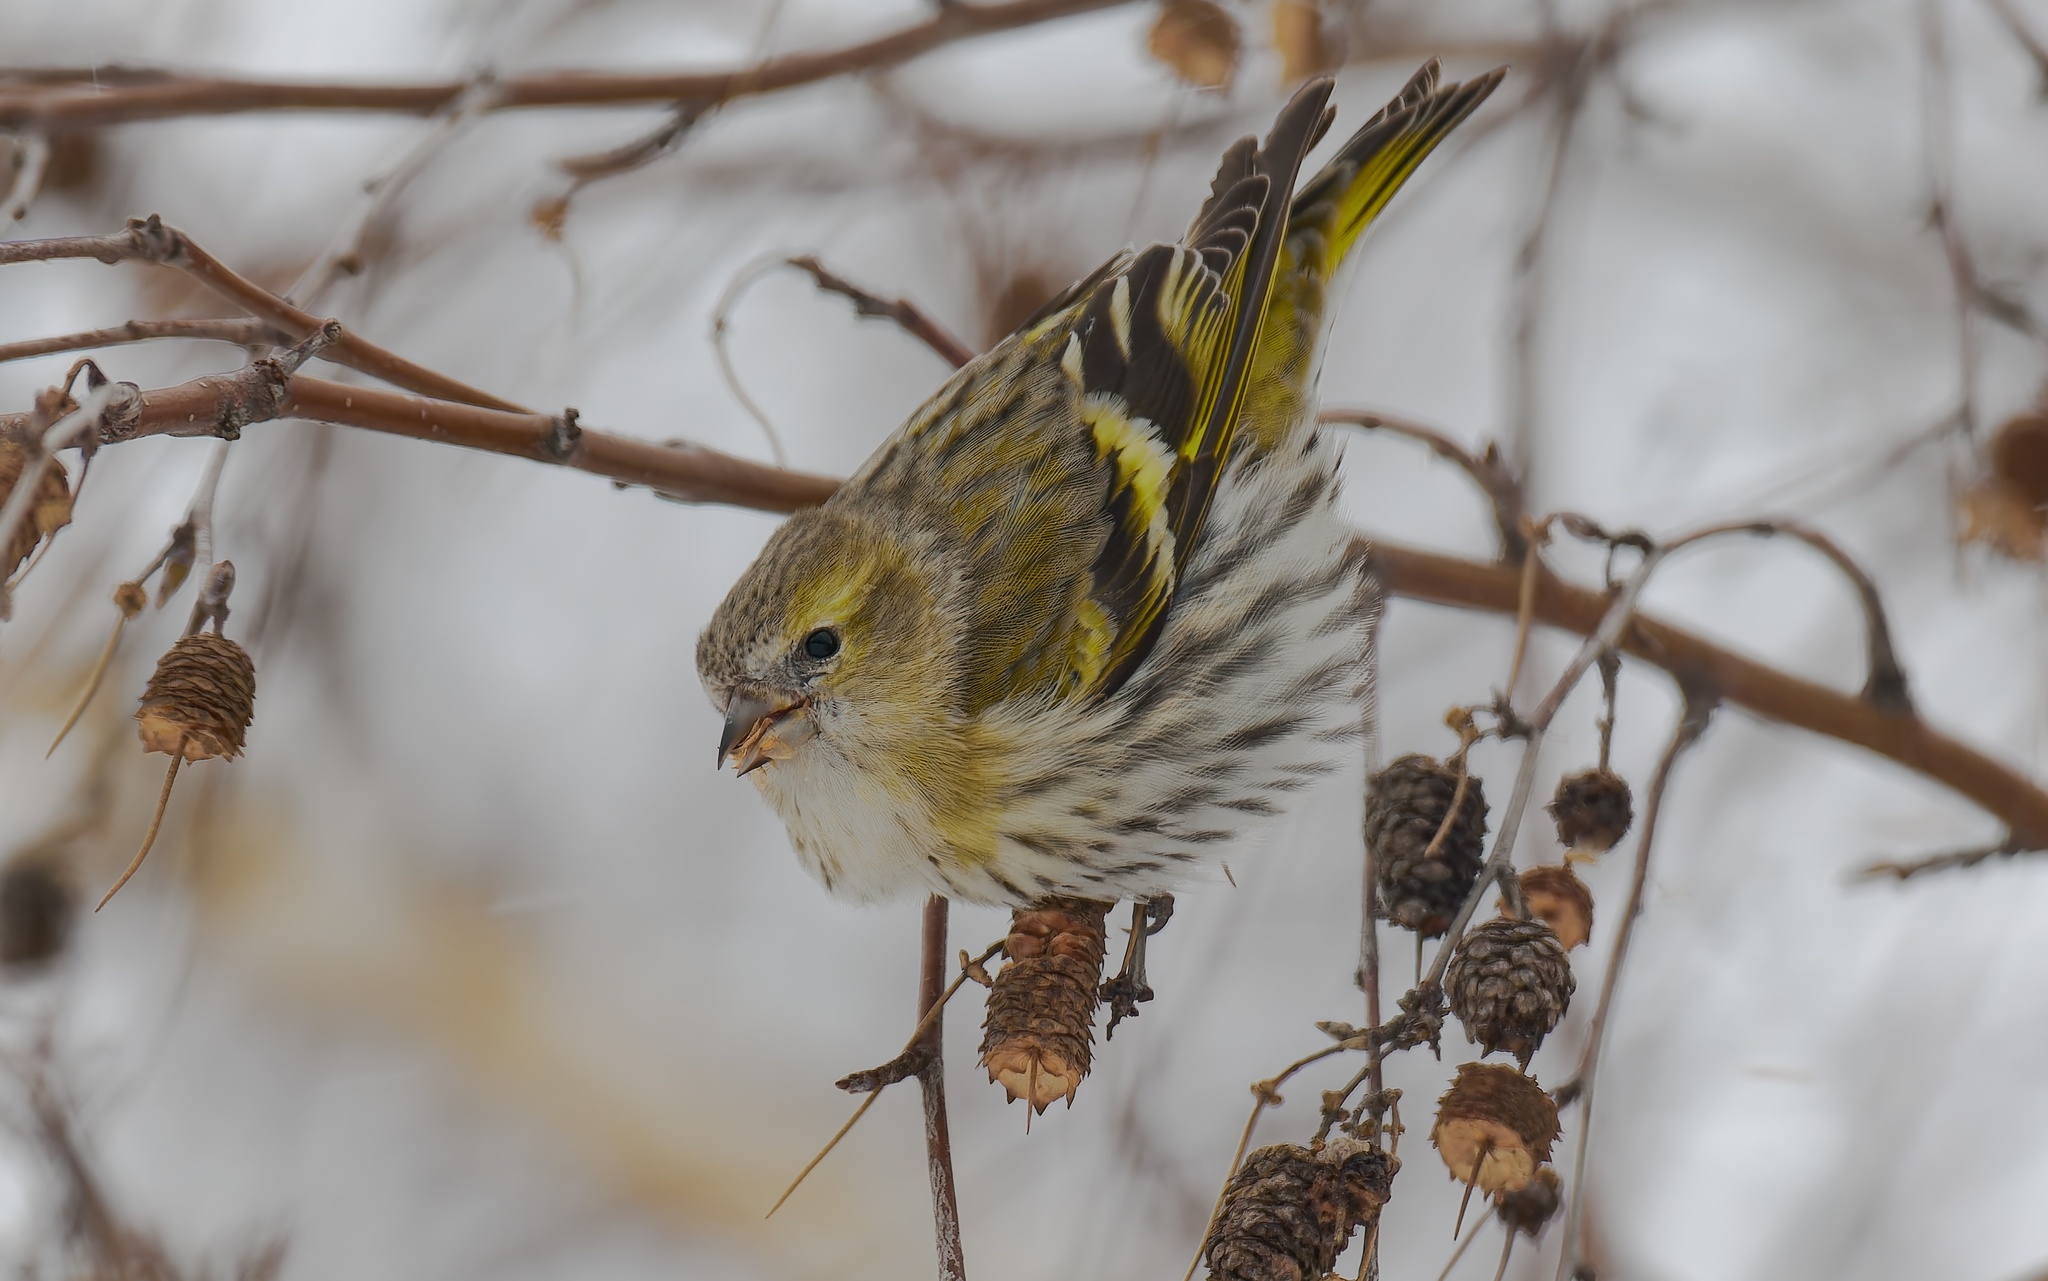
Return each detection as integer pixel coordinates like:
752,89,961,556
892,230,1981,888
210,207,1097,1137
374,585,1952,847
696,506,956,777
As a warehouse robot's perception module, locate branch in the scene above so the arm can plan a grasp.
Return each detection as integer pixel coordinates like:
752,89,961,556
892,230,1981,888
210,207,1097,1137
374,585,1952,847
0,0,1132,131
7,352,2040,843
916,895,967,1281
0,217,520,411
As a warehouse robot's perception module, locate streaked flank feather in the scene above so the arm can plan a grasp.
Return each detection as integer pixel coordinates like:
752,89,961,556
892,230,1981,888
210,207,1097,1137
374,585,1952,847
697,63,1504,904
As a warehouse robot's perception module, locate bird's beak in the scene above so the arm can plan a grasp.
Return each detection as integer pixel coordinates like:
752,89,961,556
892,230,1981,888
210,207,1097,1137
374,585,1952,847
718,688,817,777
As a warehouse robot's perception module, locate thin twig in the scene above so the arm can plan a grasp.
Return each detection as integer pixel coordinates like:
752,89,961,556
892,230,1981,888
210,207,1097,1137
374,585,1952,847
771,938,1002,1216
1658,518,1913,713
710,256,796,467
1554,689,1716,1281
1858,837,2034,880
786,255,977,370
0,317,278,366
1322,409,1528,560
286,75,505,309
1918,0,1981,439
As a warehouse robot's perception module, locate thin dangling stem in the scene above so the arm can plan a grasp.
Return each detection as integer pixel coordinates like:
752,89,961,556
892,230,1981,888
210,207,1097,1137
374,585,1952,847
98,742,184,910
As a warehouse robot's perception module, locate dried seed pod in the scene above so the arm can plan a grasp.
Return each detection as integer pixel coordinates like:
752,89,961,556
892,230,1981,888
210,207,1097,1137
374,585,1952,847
1961,411,2048,560
1495,1165,1562,1238
0,854,74,968
1367,754,1488,938
980,898,1108,1113
135,632,256,761
103,627,257,909
1548,768,1632,857
1431,1063,1559,1196
1446,917,1574,1067
1203,1140,1397,1281
0,442,73,575
1272,0,1339,83
1512,864,1594,951
1147,0,1240,91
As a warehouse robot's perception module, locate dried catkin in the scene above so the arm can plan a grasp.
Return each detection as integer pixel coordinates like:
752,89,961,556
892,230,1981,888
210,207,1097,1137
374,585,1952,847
1203,1141,1397,1281
136,632,256,760
1445,917,1574,1067
980,898,1108,1112
0,443,72,575
1431,1063,1559,1196
1366,754,1488,938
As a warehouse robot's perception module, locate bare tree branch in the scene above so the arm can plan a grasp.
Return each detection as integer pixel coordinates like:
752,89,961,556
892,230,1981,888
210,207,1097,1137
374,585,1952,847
0,0,1134,131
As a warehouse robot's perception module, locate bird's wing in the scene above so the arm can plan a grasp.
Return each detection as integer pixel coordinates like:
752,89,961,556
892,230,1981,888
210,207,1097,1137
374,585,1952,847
1037,78,1338,703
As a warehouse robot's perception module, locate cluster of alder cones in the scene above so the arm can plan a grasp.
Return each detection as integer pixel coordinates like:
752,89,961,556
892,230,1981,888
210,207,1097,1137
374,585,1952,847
1191,755,1633,1277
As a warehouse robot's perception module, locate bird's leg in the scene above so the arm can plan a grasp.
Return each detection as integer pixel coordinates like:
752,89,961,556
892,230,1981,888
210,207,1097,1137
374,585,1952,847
1099,893,1174,1039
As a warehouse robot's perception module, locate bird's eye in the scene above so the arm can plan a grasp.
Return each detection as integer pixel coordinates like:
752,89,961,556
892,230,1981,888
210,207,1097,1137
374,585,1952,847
802,628,841,660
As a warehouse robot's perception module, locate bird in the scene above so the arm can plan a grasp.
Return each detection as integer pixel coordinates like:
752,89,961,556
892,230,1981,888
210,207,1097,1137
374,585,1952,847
697,63,1503,908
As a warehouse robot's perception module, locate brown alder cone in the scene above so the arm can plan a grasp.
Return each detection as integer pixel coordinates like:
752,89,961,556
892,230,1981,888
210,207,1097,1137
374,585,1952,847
1511,863,1594,951
1147,0,1241,91
1961,411,2048,560
980,898,1108,1112
1495,1164,1562,1238
1548,768,1632,856
1445,916,1574,1067
1272,0,1340,84
1431,1063,1559,1195
1203,1140,1397,1281
135,632,256,761
1367,754,1489,937
0,443,73,575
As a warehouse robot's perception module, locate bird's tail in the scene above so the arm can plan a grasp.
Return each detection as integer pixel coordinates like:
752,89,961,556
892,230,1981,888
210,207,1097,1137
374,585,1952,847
1242,61,1505,449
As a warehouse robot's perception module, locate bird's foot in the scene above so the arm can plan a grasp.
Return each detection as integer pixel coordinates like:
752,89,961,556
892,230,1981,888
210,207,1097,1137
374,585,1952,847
1098,893,1173,1039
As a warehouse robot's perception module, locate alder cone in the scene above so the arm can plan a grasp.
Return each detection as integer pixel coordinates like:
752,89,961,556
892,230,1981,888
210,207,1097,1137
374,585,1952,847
1446,916,1574,1066
135,632,256,761
1963,412,2048,559
1203,1141,1396,1281
1431,1063,1559,1195
1495,1165,1562,1238
1147,0,1240,91
0,443,73,575
980,898,1108,1113
1548,768,1632,855
1367,754,1488,938
1514,863,1594,950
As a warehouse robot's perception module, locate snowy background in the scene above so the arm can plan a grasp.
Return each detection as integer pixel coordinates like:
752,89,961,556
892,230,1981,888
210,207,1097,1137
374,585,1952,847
1,0,2046,1278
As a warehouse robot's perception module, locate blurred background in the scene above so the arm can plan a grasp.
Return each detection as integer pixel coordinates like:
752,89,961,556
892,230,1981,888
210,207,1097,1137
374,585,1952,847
1,0,2046,1277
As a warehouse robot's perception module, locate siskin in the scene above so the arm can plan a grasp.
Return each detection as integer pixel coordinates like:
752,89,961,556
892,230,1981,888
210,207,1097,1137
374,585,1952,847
698,64,1502,906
